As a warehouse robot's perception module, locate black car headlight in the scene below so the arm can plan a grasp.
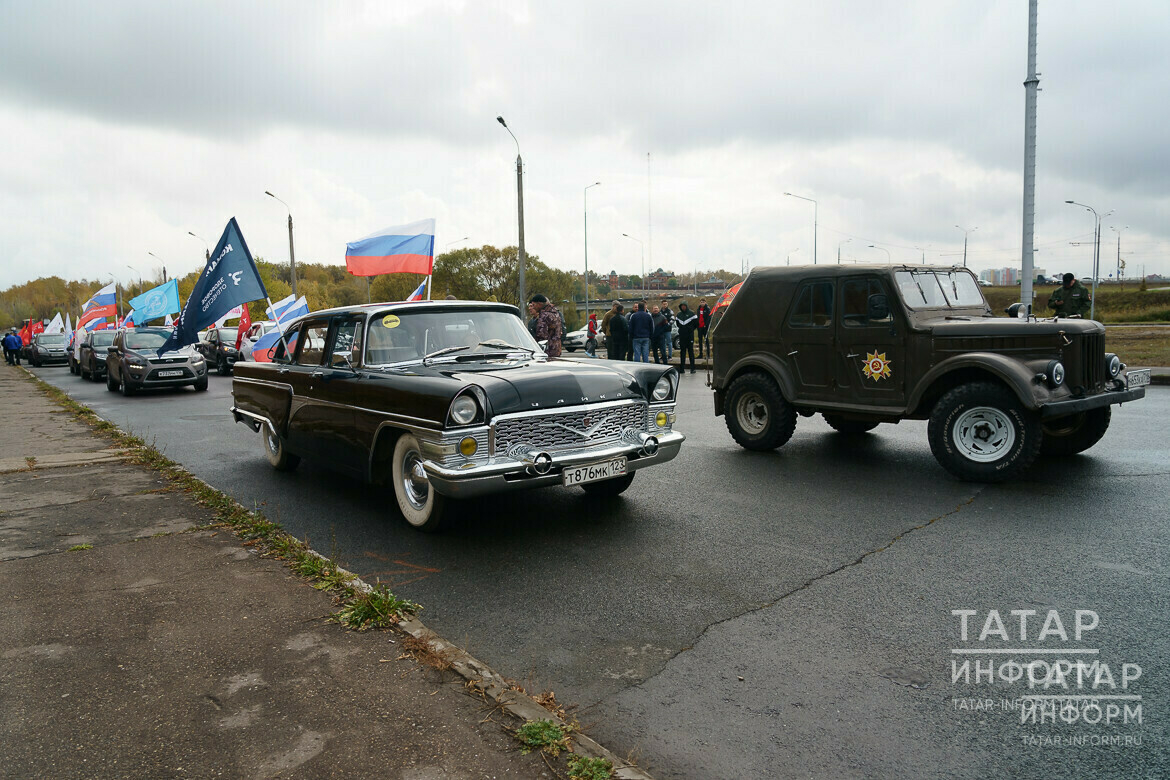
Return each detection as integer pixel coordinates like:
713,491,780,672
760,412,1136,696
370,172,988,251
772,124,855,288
652,374,673,401
1046,360,1065,388
447,391,484,427
1104,353,1121,378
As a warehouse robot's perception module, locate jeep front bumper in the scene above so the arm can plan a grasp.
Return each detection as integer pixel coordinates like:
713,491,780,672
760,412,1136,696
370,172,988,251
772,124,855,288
1039,385,1145,419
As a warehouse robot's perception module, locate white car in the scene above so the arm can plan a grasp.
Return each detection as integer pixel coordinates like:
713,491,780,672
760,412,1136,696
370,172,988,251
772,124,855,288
237,320,277,360
563,326,604,352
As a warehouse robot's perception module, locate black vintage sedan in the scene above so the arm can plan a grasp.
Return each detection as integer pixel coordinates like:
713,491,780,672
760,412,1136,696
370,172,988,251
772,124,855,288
196,327,242,375
230,301,685,531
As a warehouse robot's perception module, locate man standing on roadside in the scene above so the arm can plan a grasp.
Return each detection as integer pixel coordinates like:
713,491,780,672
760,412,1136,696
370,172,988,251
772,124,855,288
696,298,711,357
628,302,653,363
530,294,563,357
4,330,21,365
606,304,628,361
650,305,669,364
601,301,620,347
1048,273,1092,318
659,301,674,363
675,302,698,373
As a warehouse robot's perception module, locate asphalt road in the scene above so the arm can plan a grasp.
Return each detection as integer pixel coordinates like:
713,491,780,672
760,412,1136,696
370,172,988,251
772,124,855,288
30,364,1169,779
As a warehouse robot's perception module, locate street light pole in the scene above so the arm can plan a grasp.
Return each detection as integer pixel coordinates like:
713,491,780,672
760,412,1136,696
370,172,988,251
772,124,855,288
444,236,470,250
497,116,526,308
868,244,891,265
784,192,817,264
955,225,978,268
126,265,141,291
148,252,168,283
837,238,851,265
1065,200,1110,321
188,231,210,262
621,233,644,295
1110,225,1128,285
265,191,298,297
583,182,601,318
786,248,800,266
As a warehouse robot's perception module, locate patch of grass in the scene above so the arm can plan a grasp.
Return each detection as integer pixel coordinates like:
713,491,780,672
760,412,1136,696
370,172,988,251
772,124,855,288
67,544,93,551
332,584,420,631
514,719,572,756
400,633,457,672
567,755,613,780
985,285,1170,323
311,562,356,593
24,456,37,470
1103,327,1170,367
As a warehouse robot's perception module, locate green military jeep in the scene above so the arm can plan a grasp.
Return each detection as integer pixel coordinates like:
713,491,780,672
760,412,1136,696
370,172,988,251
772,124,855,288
709,265,1150,482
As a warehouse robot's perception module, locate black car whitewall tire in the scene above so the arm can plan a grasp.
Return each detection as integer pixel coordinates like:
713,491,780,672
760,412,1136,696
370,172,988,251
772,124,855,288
724,372,797,451
262,423,300,471
391,433,448,532
1040,407,1111,456
928,382,1041,482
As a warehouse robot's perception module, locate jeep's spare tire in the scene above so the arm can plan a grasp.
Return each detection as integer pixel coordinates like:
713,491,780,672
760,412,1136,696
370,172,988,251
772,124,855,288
1039,407,1111,457
725,372,797,451
928,382,1041,482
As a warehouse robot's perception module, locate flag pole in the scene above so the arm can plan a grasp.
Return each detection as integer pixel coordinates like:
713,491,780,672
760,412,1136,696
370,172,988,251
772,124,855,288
426,273,432,301
265,297,295,359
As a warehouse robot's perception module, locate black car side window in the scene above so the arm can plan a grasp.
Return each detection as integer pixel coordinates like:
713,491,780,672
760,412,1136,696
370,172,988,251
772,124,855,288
787,281,834,328
295,321,330,366
329,319,362,367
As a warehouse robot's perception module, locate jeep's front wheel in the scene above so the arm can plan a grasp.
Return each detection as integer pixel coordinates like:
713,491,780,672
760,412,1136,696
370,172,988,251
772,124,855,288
823,414,880,434
928,382,1041,482
1040,407,1111,456
724,372,797,451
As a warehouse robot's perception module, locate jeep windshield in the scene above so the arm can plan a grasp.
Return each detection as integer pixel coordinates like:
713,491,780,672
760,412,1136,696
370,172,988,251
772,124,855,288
895,270,986,309
365,309,541,367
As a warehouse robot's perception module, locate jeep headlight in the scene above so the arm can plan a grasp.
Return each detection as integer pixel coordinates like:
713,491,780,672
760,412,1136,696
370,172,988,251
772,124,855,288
652,374,673,401
1046,360,1065,388
449,394,479,425
1105,353,1121,378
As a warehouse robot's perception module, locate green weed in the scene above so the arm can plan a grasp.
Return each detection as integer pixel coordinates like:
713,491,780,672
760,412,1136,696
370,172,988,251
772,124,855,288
67,544,93,551
514,719,572,756
567,755,613,780
332,585,420,631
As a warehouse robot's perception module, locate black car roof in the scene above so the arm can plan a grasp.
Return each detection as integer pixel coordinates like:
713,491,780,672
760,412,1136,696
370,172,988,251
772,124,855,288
284,299,522,321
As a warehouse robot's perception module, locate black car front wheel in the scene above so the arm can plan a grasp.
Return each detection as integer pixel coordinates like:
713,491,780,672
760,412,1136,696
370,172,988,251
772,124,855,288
928,382,1041,482
724,372,797,451
215,354,229,376
1040,407,1111,456
106,367,119,392
391,433,448,532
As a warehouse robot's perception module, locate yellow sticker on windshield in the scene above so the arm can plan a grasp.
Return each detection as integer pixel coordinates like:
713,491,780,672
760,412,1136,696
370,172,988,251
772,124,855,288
382,315,401,329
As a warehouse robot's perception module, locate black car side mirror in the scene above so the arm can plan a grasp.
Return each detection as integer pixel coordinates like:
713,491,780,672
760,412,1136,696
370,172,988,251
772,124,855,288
866,294,889,320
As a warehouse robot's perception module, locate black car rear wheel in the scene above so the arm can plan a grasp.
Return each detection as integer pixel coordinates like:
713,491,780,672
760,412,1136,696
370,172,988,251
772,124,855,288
391,433,448,532
1040,407,1111,456
724,372,797,451
262,423,300,471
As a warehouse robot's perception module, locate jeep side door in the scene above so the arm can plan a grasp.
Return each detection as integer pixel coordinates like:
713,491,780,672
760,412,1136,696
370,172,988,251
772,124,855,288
780,279,837,402
835,276,907,407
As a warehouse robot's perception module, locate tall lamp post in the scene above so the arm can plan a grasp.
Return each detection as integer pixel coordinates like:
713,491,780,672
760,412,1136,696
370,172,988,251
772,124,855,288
955,225,978,267
126,265,142,291
784,192,817,264
1110,225,1128,284
444,236,470,250
188,231,210,262
622,233,644,295
148,252,168,283
1065,200,1111,320
265,191,298,297
786,247,800,266
837,238,852,264
868,244,891,265
497,116,526,308
583,182,601,317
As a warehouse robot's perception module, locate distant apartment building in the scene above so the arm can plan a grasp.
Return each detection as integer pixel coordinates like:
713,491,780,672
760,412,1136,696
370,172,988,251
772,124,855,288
979,267,1021,285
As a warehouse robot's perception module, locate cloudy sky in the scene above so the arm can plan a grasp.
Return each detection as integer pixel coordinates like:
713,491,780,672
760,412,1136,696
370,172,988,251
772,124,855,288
1,0,1167,291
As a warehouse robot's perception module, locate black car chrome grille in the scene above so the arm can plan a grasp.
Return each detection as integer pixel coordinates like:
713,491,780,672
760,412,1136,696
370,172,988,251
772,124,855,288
492,402,647,454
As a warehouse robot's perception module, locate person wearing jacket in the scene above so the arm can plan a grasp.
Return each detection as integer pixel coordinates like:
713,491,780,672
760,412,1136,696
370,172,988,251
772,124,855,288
586,313,599,356
628,303,653,363
675,302,698,373
606,304,628,361
530,294,563,357
695,299,712,357
3,331,21,365
650,306,669,364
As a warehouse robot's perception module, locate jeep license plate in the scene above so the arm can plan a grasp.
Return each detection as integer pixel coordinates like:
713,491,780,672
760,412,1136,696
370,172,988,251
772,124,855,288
562,457,627,486
158,369,184,377
1126,369,1151,389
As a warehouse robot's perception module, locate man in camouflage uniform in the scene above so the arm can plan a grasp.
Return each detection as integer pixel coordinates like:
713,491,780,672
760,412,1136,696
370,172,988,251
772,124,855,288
1048,272,1092,318
530,294,563,357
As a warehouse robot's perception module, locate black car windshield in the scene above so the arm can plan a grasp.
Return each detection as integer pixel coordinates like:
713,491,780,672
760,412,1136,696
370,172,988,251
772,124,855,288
365,308,539,366
91,332,115,347
214,328,237,341
125,330,172,350
895,270,986,309
37,334,65,345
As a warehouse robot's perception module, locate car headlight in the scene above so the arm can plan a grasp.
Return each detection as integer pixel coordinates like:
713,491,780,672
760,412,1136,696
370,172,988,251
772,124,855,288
191,354,205,364
1105,353,1121,378
652,375,673,401
128,360,147,369
449,394,479,425
1046,360,1064,388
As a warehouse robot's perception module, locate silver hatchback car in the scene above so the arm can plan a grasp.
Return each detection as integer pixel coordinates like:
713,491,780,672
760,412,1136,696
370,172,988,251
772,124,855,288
105,327,208,395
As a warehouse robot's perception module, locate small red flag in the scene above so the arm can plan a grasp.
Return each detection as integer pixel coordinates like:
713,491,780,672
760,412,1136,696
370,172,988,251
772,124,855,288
236,305,252,350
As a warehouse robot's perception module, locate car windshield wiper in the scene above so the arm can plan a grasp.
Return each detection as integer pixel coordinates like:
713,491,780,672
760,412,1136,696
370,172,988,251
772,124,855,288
421,345,470,365
909,274,929,304
477,340,536,354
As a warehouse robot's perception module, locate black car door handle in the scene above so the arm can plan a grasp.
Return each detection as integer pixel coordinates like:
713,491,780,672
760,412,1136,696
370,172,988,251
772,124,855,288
278,368,290,375
310,371,324,378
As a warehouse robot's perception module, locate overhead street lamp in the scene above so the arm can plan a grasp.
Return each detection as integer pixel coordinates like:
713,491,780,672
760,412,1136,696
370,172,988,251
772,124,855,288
147,252,168,283
444,236,470,249
126,265,142,290
784,192,817,265
497,116,526,307
265,191,298,297
188,231,210,262
1065,200,1112,320
868,244,891,265
622,233,645,294
786,247,800,266
955,225,978,267
583,182,601,318
837,238,852,265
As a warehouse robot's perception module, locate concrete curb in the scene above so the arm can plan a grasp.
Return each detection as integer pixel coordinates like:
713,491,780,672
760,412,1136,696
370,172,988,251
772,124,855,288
0,449,126,473
18,366,655,780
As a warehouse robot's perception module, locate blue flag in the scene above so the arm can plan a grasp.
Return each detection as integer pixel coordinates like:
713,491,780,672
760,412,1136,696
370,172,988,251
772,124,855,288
128,279,181,322
157,218,267,355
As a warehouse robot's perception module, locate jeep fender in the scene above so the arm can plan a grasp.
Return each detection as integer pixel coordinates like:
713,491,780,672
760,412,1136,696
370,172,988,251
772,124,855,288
908,353,1040,415
715,353,797,415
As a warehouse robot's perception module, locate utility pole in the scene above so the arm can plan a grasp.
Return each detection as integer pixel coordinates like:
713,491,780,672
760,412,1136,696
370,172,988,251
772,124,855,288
1019,0,1040,312
265,192,298,297
497,117,526,308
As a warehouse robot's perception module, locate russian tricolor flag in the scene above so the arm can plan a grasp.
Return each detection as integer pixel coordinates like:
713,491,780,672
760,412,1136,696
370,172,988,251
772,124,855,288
78,283,117,331
405,280,427,301
345,219,435,277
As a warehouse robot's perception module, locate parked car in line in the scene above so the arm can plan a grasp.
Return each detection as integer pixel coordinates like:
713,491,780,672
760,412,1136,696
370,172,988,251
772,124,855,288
105,327,208,395
710,264,1148,483
563,326,605,352
231,301,685,532
237,320,277,361
28,333,69,367
77,329,117,381
196,327,242,375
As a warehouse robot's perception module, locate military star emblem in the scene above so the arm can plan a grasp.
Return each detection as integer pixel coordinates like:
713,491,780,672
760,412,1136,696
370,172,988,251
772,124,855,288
862,351,892,381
